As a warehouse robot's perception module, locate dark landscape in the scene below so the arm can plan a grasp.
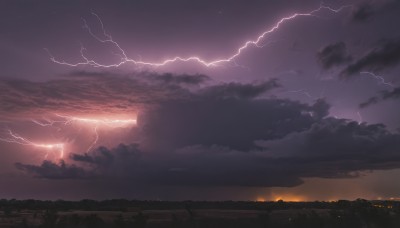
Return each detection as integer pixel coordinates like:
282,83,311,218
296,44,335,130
0,199,400,227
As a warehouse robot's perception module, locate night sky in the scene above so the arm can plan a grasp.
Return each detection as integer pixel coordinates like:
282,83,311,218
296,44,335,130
1,0,400,201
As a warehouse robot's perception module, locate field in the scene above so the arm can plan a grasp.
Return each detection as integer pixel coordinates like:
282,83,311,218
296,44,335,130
0,199,399,227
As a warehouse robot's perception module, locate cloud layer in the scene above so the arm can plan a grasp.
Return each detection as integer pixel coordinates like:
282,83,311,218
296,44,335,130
12,73,400,188
341,38,400,77
0,72,208,119
317,42,352,70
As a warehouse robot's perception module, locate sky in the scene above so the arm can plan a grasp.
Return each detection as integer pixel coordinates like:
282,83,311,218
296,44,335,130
1,0,400,201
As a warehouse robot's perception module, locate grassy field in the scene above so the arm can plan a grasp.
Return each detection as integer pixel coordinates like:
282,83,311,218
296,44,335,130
0,199,399,227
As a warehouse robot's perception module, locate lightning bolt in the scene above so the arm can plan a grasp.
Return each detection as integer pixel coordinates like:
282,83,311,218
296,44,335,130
56,116,136,152
46,4,352,68
0,129,64,159
31,115,136,152
32,115,137,128
86,125,99,152
51,115,137,128
31,117,75,126
360,71,395,88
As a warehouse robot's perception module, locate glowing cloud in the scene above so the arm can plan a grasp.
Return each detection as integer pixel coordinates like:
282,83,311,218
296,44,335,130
31,115,137,129
62,116,137,128
32,115,137,152
0,130,65,159
0,115,138,160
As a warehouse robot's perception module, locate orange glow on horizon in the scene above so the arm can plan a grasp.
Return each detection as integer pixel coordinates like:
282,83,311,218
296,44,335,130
273,194,305,202
256,197,266,202
255,194,308,202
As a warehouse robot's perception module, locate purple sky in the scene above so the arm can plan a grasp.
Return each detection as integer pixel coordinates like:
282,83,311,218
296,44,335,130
1,0,400,201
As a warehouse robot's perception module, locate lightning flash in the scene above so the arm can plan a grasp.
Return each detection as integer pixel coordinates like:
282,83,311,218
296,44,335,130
32,115,137,128
0,115,137,160
57,116,136,152
46,4,352,68
0,130,65,159
60,116,137,128
360,71,395,88
32,115,137,152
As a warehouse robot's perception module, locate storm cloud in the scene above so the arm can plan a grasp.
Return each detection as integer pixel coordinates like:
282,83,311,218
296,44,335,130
341,38,400,77
14,75,400,187
1,0,400,201
16,117,400,187
15,160,90,179
317,42,352,70
351,2,375,22
0,72,208,119
360,86,400,108
349,0,400,23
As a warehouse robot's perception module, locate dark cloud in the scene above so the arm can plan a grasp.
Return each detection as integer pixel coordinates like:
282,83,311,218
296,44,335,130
68,71,210,86
15,80,400,187
255,118,400,177
360,87,400,108
8,70,400,188
260,118,394,158
199,79,279,100
15,160,90,179
17,117,400,187
150,73,210,85
351,3,375,22
382,87,400,100
341,38,400,77
317,42,352,69
15,144,141,180
71,144,141,176
359,96,380,108
350,0,400,23
138,95,323,151
71,144,304,187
